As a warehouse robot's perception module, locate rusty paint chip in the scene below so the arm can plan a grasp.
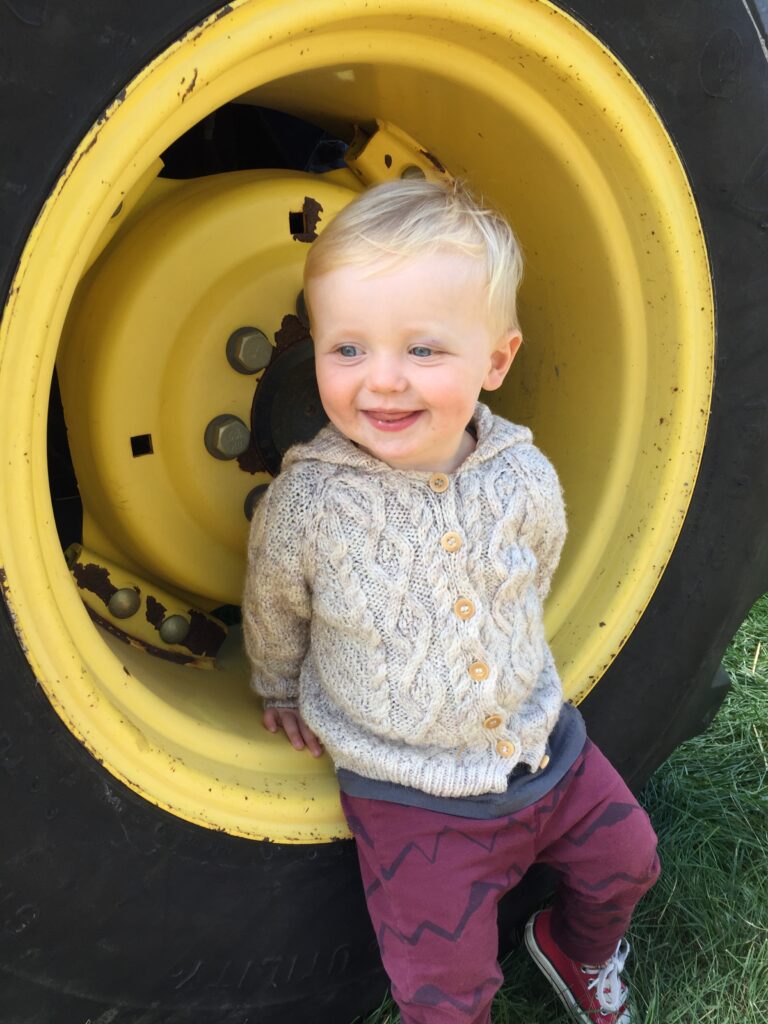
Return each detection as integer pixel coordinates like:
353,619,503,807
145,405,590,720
291,196,323,242
274,313,311,353
145,594,167,629
72,562,117,606
236,439,268,475
185,609,227,658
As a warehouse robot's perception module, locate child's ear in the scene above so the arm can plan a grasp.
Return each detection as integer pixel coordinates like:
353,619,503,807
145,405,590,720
483,330,523,391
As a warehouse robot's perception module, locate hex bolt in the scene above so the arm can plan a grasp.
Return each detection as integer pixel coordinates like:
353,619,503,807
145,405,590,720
244,484,269,521
204,414,251,460
401,165,426,180
159,614,190,645
226,327,272,374
108,587,140,619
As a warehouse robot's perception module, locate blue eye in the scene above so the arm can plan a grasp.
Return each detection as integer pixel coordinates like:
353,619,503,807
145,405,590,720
411,345,434,358
337,344,360,358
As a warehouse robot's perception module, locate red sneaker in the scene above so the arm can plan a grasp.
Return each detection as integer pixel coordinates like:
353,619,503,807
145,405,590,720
524,909,631,1023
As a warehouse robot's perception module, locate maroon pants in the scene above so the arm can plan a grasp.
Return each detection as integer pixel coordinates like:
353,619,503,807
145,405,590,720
340,740,660,1024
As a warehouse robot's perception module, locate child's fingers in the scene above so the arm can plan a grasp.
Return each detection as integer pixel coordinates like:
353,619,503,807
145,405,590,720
261,707,280,732
262,706,300,744
277,709,306,750
262,707,323,756
299,719,324,758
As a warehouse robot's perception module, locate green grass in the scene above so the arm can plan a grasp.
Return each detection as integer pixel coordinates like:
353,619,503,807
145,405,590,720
363,592,768,1023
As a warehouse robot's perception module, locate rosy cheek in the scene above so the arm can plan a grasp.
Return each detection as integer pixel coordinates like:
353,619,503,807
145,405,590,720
317,370,353,409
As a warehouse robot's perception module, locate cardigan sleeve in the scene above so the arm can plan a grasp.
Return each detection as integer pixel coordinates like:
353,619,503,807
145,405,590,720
242,467,313,709
523,446,568,603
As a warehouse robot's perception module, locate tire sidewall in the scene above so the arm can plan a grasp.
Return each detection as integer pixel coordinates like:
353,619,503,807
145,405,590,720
1,1,767,1020
562,1,768,783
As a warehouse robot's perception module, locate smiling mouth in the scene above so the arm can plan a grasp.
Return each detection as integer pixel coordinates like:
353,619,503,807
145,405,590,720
362,410,423,431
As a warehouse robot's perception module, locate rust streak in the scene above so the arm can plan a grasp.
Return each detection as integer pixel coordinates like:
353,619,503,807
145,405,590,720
420,149,447,173
181,68,198,102
88,609,203,666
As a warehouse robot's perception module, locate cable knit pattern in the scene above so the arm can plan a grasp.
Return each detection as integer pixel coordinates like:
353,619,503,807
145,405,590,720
242,402,568,798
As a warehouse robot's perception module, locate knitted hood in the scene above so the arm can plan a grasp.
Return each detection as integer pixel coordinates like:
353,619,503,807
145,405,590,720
281,401,533,475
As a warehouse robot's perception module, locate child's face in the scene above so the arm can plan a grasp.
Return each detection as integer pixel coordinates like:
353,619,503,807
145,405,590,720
308,251,522,473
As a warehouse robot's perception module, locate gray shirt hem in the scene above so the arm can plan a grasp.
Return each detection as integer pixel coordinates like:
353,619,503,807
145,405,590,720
336,702,586,819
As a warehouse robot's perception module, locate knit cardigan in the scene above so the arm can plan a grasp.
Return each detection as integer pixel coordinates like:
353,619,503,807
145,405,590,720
243,402,568,798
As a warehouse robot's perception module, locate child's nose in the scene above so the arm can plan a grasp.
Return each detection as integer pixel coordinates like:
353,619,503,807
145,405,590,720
366,354,407,392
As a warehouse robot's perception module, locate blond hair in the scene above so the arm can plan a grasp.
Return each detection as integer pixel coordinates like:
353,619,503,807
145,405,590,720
304,178,524,332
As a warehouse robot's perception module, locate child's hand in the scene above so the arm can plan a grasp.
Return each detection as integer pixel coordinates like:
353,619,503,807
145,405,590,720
262,707,324,758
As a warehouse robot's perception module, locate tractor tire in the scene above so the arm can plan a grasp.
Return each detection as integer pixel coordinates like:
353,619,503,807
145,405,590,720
1,2,766,1023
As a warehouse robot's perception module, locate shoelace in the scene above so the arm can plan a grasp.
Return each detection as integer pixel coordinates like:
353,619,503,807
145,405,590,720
583,938,630,1014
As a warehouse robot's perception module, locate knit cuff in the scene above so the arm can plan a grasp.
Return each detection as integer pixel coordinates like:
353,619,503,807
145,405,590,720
262,696,300,711
250,673,300,710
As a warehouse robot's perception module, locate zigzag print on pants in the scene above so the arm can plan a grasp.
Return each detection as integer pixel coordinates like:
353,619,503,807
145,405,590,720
340,738,660,1024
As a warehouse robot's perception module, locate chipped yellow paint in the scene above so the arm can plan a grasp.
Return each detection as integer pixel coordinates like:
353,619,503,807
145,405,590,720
0,0,712,842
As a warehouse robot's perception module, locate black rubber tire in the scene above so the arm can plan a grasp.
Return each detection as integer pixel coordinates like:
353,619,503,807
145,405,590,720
1,3,767,1023
567,1,768,784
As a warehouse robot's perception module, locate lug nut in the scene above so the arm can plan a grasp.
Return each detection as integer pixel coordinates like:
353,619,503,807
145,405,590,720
244,484,269,521
159,615,190,645
226,327,272,374
401,165,426,180
205,414,251,460
108,587,140,619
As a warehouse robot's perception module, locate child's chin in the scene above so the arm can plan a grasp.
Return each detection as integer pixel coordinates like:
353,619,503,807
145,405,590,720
362,442,419,470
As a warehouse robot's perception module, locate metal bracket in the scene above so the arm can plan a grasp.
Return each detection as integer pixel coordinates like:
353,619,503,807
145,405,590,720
345,119,453,186
65,544,227,668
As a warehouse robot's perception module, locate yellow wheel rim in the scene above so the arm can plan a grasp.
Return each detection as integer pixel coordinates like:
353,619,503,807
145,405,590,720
0,0,713,842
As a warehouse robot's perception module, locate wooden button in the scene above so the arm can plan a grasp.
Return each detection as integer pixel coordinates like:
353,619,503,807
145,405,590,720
441,531,462,553
454,597,475,620
496,739,516,758
538,754,551,771
469,660,490,681
428,472,450,493
483,714,503,730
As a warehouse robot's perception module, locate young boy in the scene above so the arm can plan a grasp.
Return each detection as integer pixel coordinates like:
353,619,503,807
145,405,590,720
242,179,660,1024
